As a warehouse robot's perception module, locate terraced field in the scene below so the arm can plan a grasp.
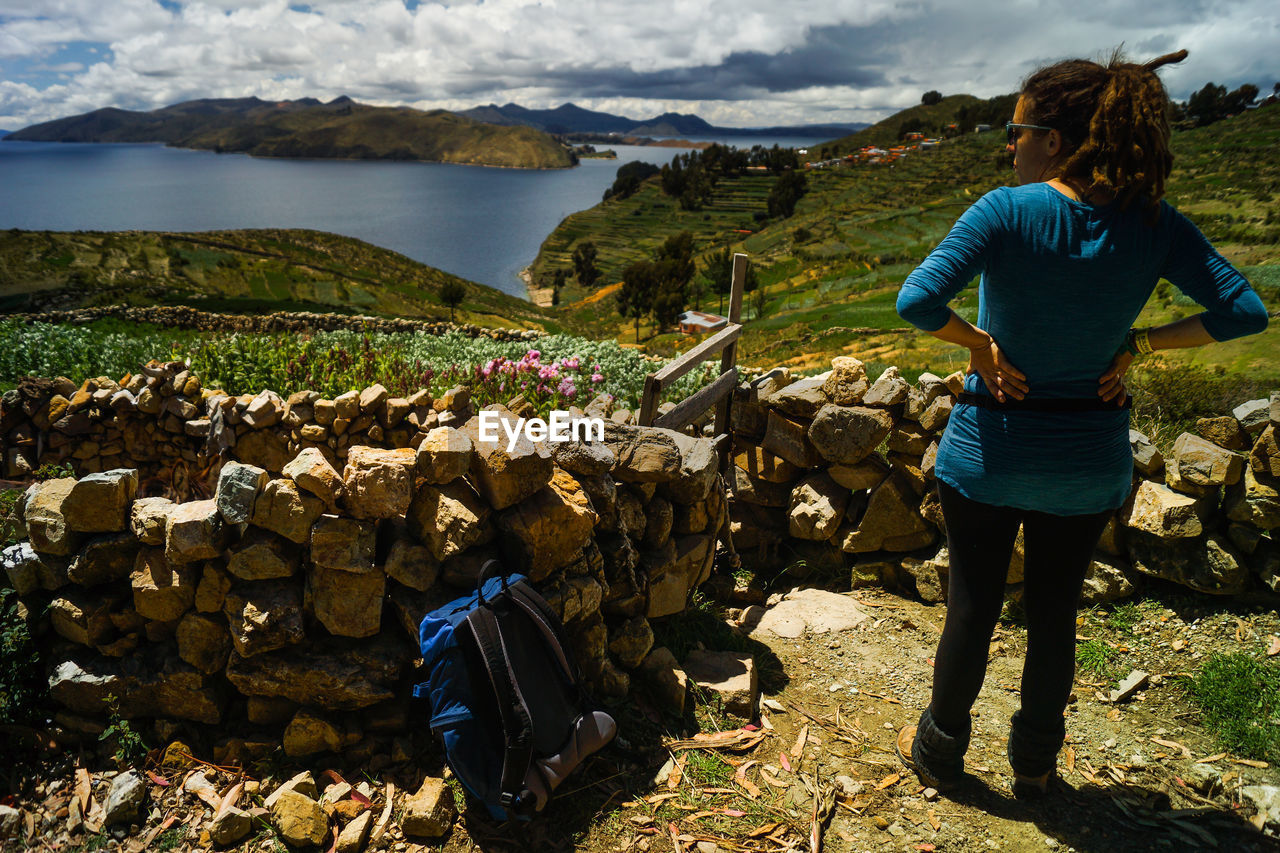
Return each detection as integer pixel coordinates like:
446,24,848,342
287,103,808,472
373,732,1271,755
538,104,1279,382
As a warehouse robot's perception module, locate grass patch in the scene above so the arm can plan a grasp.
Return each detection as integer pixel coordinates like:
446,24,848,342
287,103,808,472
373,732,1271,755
1184,652,1280,763
1106,602,1142,636
1075,639,1118,681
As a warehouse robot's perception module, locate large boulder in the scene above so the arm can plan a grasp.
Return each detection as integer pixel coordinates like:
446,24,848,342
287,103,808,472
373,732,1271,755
177,612,232,674
383,529,440,592
252,479,326,544
1225,467,1280,530
282,448,344,510
1251,425,1280,479
863,366,910,407
215,462,269,525
226,528,300,580
165,500,225,564
130,497,173,545
223,580,306,657
416,426,474,484
1128,532,1248,595
840,470,934,553
24,478,81,555
1123,480,1207,538
1129,430,1165,477
310,515,376,573
342,446,417,519
50,592,117,646
809,405,893,466
647,533,713,618
789,472,850,541
131,549,199,622
604,422,681,483
462,406,554,508
64,469,138,532
761,410,821,468
1170,433,1244,488
407,479,493,562
67,533,139,587
495,470,597,581
225,636,412,710
48,654,222,723
309,565,385,638
666,432,720,504
766,375,829,419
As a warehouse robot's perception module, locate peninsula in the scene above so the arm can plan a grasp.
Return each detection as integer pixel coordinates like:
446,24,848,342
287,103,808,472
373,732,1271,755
6,96,576,169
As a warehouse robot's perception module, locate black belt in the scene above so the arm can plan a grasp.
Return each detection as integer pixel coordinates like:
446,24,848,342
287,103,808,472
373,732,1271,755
957,392,1132,412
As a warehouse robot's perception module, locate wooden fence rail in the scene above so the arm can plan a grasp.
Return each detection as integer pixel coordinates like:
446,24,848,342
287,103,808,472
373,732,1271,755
638,253,747,467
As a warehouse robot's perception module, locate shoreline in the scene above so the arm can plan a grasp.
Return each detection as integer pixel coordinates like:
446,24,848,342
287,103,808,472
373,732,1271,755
522,266,554,308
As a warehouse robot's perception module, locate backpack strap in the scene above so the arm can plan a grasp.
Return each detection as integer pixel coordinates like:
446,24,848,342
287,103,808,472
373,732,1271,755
506,582,579,685
464,606,535,816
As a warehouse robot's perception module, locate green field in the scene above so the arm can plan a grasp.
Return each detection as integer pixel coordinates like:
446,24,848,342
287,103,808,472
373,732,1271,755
0,228,559,333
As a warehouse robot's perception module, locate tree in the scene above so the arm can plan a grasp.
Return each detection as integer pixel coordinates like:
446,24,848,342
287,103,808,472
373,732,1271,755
439,280,466,323
617,261,657,342
550,268,567,307
572,242,599,289
1224,83,1259,114
604,160,660,201
649,232,696,329
767,170,808,219
751,281,769,320
700,245,758,315
1188,82,1227,125
922,90,943,106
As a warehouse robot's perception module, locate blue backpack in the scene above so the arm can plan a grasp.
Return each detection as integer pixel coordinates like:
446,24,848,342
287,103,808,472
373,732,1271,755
413,562,617,820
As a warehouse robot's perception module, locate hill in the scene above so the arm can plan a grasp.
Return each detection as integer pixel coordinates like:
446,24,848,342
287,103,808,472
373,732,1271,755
533,101,1279,380
0,228,557,331
6,97,575,169
460,102,866,138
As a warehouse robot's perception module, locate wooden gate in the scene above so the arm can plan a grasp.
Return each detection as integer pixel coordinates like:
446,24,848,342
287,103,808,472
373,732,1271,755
637,252,747,466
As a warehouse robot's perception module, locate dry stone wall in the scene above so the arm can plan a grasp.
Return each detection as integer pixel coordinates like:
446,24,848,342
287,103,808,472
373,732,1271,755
727,357,1280,605
2,364,726,755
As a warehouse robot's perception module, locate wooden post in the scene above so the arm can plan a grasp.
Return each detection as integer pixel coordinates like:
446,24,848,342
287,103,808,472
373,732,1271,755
712,253,747,467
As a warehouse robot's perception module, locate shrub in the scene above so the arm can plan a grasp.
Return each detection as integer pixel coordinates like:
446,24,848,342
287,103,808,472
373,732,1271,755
1127,359,1280,450
0,587,42,726
1185,653,1280,762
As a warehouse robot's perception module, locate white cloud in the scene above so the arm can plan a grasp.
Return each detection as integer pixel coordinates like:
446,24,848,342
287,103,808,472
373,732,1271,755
0,0,1274,128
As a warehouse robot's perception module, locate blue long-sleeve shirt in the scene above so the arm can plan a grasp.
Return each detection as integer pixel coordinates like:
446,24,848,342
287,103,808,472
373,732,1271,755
897,184,1268,514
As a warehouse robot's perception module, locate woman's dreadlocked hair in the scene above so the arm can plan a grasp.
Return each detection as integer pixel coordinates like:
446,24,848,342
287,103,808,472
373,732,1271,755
1021,48,1188,218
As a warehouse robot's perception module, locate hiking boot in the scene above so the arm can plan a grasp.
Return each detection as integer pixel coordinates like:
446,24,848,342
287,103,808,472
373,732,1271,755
896,710,966,791
1011,770,1053,799
1007,710,1064,795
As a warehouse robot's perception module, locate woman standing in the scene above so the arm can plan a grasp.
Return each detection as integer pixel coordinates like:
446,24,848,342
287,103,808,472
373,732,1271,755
894,49,1268,796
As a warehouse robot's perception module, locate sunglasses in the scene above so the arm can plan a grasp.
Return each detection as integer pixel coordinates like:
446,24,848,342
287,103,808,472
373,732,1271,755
1005,121,1054,146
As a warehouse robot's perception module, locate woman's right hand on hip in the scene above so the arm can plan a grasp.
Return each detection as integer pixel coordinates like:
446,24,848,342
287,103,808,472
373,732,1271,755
968,338,1028,402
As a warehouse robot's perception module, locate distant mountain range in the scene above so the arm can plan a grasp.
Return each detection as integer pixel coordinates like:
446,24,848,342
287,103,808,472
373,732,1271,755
5,97,575,169
459,102,867,139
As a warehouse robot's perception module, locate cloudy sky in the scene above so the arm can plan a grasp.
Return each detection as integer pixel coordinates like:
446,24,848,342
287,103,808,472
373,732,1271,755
0,0,1276,131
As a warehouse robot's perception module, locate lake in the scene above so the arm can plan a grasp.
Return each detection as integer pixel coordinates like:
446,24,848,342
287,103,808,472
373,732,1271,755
0,133,830,299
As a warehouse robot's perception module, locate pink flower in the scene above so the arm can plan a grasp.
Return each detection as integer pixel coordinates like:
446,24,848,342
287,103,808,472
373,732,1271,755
591,373,603,383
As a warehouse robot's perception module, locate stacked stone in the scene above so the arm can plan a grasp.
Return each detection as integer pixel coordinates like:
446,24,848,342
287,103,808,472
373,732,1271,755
728,357,955,598
8,305,546,341
2,407,724,758
727,359,1280,605
1118,392,1280,595
0,365,476,483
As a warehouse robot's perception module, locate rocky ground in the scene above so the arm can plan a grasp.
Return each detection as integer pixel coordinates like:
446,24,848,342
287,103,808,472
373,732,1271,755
3,578,1280,852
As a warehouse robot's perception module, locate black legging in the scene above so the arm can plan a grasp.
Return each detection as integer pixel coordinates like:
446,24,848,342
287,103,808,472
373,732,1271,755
927,480,1113,776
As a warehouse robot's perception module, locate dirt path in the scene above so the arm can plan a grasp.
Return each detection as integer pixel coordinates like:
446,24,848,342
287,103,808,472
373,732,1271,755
6,585,1279,852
